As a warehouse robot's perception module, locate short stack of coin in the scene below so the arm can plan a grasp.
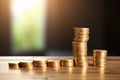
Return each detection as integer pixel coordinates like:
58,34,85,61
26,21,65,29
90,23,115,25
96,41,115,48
19,61,33,69
33,59,47,67
47,60,60,68
72,28,89,67
93,50,107,67
60,58,74,67
9,62,19,69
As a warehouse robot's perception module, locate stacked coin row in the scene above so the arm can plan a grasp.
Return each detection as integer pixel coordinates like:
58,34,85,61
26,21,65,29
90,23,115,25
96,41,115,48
93,50,107,67
73,28,89,67
8,58,75,69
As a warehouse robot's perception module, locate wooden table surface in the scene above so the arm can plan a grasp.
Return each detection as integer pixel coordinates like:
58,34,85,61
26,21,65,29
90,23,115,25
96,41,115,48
0,56,120,80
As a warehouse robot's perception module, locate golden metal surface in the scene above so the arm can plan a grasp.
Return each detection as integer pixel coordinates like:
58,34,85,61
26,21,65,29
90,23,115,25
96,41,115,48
60,58,74,67
93,50,107,60
33,59,47,67
19,61,33,69
73,27,89,67
9,62,19,69
47,59,60,68
74,27,89,34
93,50,107,67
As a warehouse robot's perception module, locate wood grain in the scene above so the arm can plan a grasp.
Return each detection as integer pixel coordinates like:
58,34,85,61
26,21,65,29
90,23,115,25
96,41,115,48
0,56,120,80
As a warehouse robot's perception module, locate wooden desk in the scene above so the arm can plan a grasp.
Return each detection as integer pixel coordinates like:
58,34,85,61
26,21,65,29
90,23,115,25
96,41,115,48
0,56,120,80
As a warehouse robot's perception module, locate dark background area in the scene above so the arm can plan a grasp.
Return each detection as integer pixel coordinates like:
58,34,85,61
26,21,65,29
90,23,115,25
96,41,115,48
0,0,120,56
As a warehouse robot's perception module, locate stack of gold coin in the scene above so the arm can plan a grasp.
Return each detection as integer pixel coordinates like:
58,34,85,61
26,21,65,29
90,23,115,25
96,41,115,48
9,62,19,69
72,28,89,67
33,59,47,67
60,58,74,67
93,50,107,67
19,61,33,69
74,28,89,42
47,60,60,68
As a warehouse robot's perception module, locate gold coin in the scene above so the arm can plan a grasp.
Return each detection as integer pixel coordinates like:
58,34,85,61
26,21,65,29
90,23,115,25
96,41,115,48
72,42,87,56
74,28,89,34
75,58,88,62
19,61,33,68
9,62,19,69
93,50,107,60
74,57,88,60
95,58,106,61
74,31,89,35
74,56,88,60
74,51,88,57
73,48,87,52
93,60,106,67
33,59,47,67
75,46,87,49
73,51,87,56
72,41,87,46
74,35,89,41
72,27,89,67
73,46,87,51
93,59,106,64
47,60,60,68
74,39,89,42
75,61,88,65
60,58,74,67
74,35,89,39
75,62,88,67
74,58,88,67
76,62,88,65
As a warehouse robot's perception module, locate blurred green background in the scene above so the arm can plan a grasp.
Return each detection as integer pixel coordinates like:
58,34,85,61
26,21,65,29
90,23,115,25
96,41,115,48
11,0,45,53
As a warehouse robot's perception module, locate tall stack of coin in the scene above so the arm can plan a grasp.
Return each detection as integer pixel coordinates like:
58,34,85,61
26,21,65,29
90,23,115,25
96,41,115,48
33,59,47,67
72,28,89,67
93,50,107,67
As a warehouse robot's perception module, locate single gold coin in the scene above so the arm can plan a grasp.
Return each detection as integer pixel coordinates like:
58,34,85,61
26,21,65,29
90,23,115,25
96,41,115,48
74,35,89,39
74,39,89,42
74,56,88,60
72,41,87,46
73,50,87,56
